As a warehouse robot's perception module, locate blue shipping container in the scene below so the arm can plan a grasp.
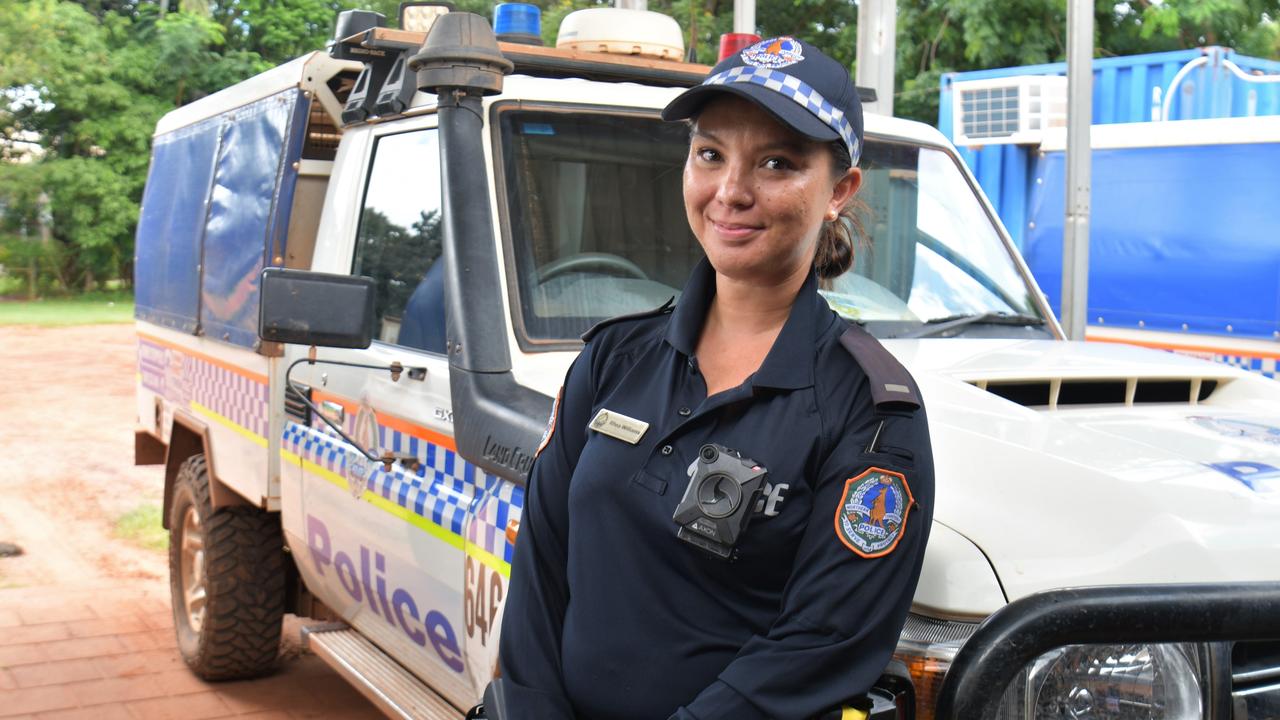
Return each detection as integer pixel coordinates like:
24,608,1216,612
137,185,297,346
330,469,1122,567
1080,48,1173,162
939,47,1280,247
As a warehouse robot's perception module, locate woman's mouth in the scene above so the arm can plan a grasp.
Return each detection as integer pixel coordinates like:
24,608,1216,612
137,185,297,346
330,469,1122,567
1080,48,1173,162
710,220,763,241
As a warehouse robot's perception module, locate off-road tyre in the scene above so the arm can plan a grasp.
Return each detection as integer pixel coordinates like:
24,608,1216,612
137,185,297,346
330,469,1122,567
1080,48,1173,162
168,454,285,680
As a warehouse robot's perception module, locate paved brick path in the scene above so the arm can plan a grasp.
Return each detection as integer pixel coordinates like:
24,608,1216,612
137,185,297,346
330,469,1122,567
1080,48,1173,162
0,580,383,719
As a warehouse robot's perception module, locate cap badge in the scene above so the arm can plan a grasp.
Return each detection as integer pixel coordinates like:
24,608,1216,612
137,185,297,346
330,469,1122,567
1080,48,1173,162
835,467,914,558
741,36,804,69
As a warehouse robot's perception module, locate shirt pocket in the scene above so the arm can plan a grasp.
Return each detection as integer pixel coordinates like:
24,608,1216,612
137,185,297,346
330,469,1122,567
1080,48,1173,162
869,444,915,469
629,469,668,495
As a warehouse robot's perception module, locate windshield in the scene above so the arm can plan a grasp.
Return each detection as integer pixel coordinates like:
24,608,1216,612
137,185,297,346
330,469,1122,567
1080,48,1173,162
498,106,1048,344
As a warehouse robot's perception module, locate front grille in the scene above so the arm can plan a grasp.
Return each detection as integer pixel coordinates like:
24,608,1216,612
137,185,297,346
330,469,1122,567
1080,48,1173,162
900,613,978,646
1232,640,1280,719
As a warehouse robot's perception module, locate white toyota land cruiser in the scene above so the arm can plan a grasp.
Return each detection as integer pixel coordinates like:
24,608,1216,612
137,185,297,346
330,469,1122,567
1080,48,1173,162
132,7,1280,719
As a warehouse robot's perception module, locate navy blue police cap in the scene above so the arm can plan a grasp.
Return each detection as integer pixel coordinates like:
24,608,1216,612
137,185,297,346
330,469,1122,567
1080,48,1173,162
662,36,864,164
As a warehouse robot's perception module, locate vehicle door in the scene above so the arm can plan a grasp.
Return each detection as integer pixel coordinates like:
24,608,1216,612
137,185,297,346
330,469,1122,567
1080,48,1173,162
284,117,474,707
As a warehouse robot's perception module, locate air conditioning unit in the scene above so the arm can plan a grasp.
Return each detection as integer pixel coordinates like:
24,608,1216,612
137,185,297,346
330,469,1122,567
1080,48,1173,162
951,75,1068,146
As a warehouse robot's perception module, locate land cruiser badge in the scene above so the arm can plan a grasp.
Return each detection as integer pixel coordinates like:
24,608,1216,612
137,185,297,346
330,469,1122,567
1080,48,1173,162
836,468,914,558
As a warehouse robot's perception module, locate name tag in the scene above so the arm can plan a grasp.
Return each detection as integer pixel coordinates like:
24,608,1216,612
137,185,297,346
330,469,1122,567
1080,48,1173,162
588,408,649,445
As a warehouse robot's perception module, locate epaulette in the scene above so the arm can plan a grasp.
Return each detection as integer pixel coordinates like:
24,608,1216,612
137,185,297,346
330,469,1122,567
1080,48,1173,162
580,297,676,343
838,322,922,413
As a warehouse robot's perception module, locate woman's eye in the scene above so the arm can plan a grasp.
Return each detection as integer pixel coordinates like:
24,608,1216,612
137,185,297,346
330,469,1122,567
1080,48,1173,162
764,157,794,171
696,148,721,163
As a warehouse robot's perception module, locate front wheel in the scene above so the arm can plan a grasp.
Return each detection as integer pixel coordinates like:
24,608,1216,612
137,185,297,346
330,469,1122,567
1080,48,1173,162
168,454,285,679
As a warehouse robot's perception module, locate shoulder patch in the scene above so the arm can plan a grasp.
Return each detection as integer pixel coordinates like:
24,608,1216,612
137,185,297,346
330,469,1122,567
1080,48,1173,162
580,297,676,343
535,386,561,458
834,467,914,558
838,322,921,412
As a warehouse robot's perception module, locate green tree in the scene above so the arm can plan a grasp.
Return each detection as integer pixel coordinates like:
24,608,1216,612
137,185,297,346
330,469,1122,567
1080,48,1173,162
892,0,1280,122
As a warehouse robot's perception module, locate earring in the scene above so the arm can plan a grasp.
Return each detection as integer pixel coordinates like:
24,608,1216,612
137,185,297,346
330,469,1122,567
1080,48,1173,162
825,211,838,222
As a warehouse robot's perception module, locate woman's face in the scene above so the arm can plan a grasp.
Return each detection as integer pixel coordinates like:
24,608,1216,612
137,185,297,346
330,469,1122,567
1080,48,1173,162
683,95,860,286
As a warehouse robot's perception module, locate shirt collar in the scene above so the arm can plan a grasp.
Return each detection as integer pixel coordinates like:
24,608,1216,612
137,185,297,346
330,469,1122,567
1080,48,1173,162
665,257,831,390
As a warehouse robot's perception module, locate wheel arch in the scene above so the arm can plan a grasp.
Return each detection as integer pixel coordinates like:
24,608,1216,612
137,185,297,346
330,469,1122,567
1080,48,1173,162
162,411,250,529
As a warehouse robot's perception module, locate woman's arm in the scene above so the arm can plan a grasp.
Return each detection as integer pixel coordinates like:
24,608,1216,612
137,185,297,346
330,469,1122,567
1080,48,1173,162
671,410,935,720
497,345,597,719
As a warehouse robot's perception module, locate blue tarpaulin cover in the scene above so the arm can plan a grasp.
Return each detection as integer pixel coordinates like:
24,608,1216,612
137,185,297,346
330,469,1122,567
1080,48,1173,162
135,88,308,348
134,121,220,333
1023,142,1280,339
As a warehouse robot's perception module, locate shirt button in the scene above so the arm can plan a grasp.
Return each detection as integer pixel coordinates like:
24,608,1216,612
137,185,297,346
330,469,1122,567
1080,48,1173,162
678,407,691,417
661,445,673,456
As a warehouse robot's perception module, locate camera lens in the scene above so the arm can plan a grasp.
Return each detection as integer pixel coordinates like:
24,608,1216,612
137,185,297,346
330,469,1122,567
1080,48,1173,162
700,445,718,462
696,473,740,518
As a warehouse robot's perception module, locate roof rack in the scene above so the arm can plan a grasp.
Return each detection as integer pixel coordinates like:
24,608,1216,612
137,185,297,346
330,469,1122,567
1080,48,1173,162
334,26,877,118
340,27,711,90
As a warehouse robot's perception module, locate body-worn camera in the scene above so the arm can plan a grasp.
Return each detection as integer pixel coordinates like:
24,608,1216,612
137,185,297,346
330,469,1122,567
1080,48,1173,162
672,444,768,560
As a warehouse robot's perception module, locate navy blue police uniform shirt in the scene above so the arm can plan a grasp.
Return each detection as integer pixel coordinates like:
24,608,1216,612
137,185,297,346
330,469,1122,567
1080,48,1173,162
499,258,935,720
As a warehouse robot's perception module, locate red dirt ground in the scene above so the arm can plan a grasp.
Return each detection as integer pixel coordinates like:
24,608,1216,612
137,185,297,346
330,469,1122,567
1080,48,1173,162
0,324,382,719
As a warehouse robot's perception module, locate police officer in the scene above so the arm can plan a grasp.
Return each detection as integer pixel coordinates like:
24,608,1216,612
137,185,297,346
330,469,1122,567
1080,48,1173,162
498,36,934,720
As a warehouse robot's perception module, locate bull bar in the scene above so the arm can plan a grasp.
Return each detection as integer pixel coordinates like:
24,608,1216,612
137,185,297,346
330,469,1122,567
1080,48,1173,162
935,582,1280,720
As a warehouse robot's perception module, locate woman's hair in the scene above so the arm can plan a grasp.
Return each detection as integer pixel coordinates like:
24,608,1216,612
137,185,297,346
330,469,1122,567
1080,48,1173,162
814,140,869,282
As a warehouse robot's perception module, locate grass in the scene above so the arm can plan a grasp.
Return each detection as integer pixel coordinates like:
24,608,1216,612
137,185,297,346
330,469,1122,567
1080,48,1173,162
114,504,168,552
0,290,134,326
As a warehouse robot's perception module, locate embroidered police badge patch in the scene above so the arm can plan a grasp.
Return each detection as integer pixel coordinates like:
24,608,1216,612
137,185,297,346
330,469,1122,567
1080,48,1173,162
536,387,561,458
740,36,805,69
835,468,914,558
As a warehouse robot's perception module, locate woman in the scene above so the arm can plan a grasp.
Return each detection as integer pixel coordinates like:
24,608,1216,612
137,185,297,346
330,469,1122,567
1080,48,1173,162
499,36,934,720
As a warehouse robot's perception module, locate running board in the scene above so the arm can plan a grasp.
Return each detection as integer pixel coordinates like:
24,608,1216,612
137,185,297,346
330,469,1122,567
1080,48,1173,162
302,624,465,720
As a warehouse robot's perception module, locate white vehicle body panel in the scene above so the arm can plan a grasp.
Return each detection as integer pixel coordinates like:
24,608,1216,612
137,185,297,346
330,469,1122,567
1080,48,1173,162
903,338,1280,604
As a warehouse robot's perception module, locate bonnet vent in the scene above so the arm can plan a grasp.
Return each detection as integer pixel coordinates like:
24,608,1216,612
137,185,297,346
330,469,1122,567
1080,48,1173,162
973,377,1220,409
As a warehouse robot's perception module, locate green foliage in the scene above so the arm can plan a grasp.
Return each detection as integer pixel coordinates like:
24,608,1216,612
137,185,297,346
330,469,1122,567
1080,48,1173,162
1,0,1277,300
357,208,443,319
896,0,1280,122
0,291,135,325
113,503,168,551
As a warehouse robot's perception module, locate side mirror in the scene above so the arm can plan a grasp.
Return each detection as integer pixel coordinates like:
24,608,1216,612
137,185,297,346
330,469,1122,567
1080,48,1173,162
259,268,376,349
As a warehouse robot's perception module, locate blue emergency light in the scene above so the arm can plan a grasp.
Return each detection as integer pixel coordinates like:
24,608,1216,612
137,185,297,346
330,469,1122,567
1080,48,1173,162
494,3,542,45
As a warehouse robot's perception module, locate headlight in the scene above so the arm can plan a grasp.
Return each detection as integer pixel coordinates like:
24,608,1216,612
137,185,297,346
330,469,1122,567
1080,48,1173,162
995,643,1203,719
895,614,1208,720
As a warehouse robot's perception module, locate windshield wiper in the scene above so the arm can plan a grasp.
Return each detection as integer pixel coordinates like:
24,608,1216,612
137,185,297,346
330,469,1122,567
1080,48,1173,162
894,312,1046,339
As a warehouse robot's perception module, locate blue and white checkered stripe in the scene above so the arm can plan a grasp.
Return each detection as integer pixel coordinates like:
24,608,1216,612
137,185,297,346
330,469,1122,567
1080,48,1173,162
705,65,860,163
468,482,525,564
284,421,524,560
1206,352,1277,379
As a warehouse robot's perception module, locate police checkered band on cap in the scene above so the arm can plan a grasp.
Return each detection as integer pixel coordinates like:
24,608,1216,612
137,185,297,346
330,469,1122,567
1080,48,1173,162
704,65,861,163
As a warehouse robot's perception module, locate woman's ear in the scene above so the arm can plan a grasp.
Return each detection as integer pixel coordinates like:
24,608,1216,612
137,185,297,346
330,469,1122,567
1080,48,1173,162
828,167,862,217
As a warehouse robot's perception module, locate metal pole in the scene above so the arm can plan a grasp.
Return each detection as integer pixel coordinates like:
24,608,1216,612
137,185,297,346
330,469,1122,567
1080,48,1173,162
855,0,896,116
1061,0,1093,340
732,0,755,35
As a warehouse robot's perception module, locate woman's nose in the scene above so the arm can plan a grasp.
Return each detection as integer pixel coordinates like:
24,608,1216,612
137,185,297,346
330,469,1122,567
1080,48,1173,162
715,163,754,208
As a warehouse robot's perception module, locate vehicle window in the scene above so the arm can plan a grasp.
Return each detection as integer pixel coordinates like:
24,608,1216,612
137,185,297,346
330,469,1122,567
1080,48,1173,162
499,108,1044,343
352,128,446,354
500,109,700,342
825,141,1042,327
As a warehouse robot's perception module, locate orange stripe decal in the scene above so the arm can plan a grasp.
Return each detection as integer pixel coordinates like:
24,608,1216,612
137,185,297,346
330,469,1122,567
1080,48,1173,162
136,331,269,384
1087,335,1280,361
310,389,457,452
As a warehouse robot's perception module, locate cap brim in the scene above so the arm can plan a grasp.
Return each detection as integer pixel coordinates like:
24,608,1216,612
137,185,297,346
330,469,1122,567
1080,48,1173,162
661,82,840,145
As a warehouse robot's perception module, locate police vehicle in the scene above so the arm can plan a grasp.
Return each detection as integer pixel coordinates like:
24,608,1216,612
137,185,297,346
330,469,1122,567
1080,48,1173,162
133,4,1280,718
